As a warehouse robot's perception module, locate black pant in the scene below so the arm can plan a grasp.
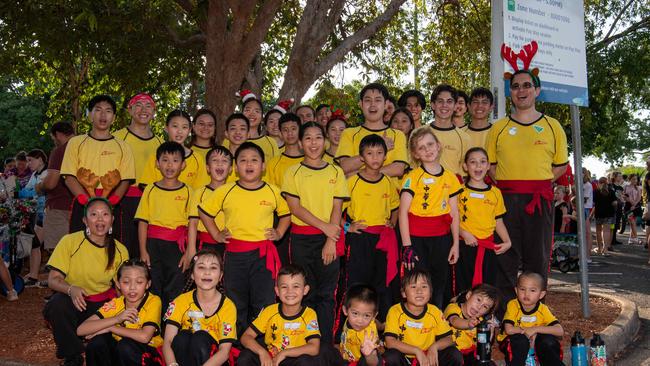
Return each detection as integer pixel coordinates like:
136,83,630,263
171,330,222,366
410,233,453,309
238,339,330,366
611,200,623,244
85,333,161,366
43,292,105,359
115,194,141,258
223,249,275,337
456,240,499,293
500,333,562,366
382,347,463,366
290,233,340,343
147,239,185,314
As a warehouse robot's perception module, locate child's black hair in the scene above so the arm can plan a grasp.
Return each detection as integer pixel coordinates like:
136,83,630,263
277,264,307,283
299,121,325,140
166,109,192,126
117,258,151,281
469,87,494,105
398,89,426,110
226,113,250,130
457,90,469,105
517,271,547,290
279,112,301,129
235,141,265,163
464,147,488,163
242,97,264,112
315,104,330,113
206,145,233,165
430,84,459,103
344,284,379,310
359,134,387,155
390,108,415,129
50,122,75,136
400,269,433,293
460,283,500,314
156,141,186,161
359,82,390,101
88,94,116,112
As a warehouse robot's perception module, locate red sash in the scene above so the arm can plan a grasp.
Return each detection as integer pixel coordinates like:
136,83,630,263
363,225,398,286
125,185,143,198
198,231,218,249
408,213,452,236
290,225,345,257
85,287,117,303
147,225,188,252
472,235,497,287
497,180,553,215
225,239,281,279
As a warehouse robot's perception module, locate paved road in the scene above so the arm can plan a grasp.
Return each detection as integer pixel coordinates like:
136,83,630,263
550,231,650,365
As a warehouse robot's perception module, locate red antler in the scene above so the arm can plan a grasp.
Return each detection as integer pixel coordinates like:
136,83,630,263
517,41,538,70
501,43,519,71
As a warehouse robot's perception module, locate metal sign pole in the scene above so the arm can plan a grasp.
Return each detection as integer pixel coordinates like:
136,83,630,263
490,0,506,120
570,104,591,318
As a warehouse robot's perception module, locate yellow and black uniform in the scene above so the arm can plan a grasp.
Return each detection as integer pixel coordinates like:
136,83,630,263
223,135,280,161
138,149,210,190
189,185,225,254
85,292,164,366
199,181,290,335
323,151,337,166
135,183,192,311
251,303,321,353
281,162,349,343
430,124,471,178
265,152,303,187
344,173,400,322
113,128,164,258
498,299,562,365
456,184,506,291
443,302,482,354
43,231,129,360
486,114,569,300
461,124,492,149
400,166,462,308
383,303,462,366
336,126,409,173
340,320,378,362
191,143,213,164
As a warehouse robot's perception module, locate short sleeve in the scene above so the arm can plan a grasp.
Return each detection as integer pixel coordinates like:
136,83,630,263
189,188,203,218
333,167,350,200
335,129,354,158
495,188,507,218
273,186,290,217
400,170,416,196
551,119,569,166
141,295,162,331
198,185,226,218
303,308,321,340
443,303,462,321
486,123,499,164
391,130,409,166
193,158,210,189
138,155,159,186
97,298,119,319
281,167,299,198
251,306,272,335
389,178,400,211
502,300,518,326
47,236,72,275
383,305,401,339
134,186,152,222
60,137,80,177
447,172,463,197
163,295,184,327
118,142,136,181
219,298,238,342
432,307,453,340
48,145,65,171
540,304,559,326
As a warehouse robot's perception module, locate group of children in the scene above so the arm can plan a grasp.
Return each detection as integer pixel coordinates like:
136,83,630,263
55,82,567,366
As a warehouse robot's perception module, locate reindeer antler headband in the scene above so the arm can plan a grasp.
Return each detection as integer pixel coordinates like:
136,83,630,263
501,40,541,87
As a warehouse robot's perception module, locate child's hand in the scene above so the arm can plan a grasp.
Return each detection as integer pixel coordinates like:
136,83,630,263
427,344,439,366
523,327,537,339
116,307,139,324
348,220,367,234
447,244,459,265
382,131,395,151
265,228,282,241
494,241,511,255
85,327,111,340
272,350,286,366
215,228,232,243
322,238,337,265
414,349,429,366
321,223,341,241
461,232,477,246
178,253,192,272
259,351,273,366
360,330,379,357
140,250,151,267
468,317,480,329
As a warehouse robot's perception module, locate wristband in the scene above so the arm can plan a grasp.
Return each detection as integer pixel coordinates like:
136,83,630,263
76,194,89,205
402,246,418,267
108,195,120,206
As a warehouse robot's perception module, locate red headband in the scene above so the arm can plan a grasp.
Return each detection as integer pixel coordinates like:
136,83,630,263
128,93,155,108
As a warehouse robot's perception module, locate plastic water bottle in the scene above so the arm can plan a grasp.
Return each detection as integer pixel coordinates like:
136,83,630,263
476,317,492,363
571,331,588,366
525,346,536,366
589,333,607,366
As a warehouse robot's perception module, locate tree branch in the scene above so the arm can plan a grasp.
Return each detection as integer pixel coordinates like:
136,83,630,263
589,15,650,51
174,0,195,14
238,0,283,65
165,25,206,47
602,0,636,41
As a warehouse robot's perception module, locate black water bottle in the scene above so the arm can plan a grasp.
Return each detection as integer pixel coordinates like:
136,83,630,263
476,316,492,364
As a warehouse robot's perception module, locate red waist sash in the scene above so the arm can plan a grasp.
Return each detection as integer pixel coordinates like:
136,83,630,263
147,225,188,252
225,239,281,279
472,235,497,287
198,231,218,246
497,180,553,215
363,225,398,286
85,287,117,303
408,213,452,236
290,225,345,257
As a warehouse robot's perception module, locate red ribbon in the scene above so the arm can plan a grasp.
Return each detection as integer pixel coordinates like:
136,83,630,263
290,225,345,256
497,180,553,215
147,224,188,253
363,225,398,286
226,239,281,279
471,235,497,287
407,213,452,236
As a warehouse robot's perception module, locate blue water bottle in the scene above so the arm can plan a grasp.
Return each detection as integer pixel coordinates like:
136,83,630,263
571,331,588,366
524,346,536,366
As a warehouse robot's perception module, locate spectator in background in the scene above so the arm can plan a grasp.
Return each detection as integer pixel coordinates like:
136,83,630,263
609,171,624,248
624,174,642,245
21,149,48,288
583,168,594,261
593,177,617,256
14,151,31,189
41,122,75,251
1,158,17,198
315,103,332,127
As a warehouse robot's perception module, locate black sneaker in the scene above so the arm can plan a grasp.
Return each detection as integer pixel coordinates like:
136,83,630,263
23,277,40,288
62,354,84,366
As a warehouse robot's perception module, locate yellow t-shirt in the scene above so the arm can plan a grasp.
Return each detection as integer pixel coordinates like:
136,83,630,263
199,182,289,242
385,303,453,355
443,302,482,352
345,173,400,226
486,115,569,180
164,290,237,344
135,183,192,229
266,153,303,187
340,320,378,362
138,150,210,190
223,135,280,161
323,151,337,166
191,143,213,164
96,292,163,347
401,166,463,217
430,125,471,176
251,303,321,353
498,299,559,342
189,185,225,233
46,231,128,295
461,124,492,150
60,134,136,188
459,184,506,239
113,128,163,184
336,126,409,169
281,162,350,226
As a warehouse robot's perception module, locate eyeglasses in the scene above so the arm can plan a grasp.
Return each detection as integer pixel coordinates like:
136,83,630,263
510,82,534,91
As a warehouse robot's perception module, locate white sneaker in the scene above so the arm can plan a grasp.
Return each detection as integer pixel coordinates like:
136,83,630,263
6,289,18,301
